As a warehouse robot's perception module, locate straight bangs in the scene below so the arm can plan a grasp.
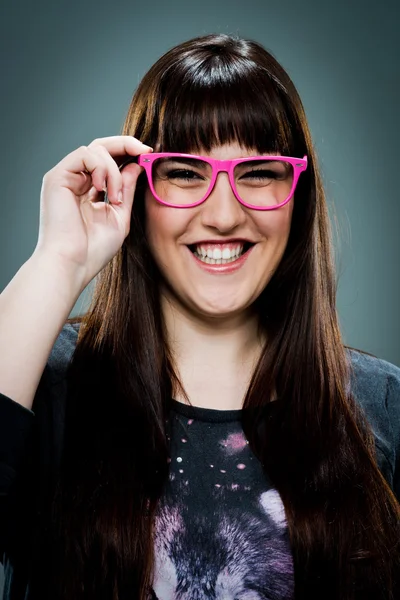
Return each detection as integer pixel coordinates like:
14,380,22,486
152,56,305,157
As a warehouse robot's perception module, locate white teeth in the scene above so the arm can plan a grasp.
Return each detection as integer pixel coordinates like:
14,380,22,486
193,252,244,265
195,245,244,260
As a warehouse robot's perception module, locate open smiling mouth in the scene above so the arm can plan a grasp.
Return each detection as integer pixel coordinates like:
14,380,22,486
188,242,254,265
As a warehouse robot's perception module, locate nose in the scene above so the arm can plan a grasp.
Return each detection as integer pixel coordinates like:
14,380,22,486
200,172,247,233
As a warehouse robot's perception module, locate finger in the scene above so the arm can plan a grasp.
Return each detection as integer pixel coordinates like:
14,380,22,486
88,135,153,162
112,162,143,218
54,146,112,195
89,144,122,204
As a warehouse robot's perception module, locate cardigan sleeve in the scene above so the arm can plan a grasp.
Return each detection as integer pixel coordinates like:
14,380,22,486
0,394,35,560
0,322,79,563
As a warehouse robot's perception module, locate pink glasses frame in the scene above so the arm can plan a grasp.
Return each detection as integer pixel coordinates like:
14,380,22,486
120,153,308,210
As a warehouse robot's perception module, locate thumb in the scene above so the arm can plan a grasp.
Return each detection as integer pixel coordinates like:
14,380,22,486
117,162,144,214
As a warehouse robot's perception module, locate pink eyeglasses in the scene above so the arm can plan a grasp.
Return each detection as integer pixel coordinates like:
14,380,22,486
117,152,308,210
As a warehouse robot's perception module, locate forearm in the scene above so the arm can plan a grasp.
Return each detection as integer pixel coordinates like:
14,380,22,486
0,251,83,410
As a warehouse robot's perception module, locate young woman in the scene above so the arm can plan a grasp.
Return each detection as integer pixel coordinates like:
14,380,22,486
0,33,399,600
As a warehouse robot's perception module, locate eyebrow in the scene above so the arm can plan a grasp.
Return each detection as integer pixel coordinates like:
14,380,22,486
236,158,288,166
158,157,209,169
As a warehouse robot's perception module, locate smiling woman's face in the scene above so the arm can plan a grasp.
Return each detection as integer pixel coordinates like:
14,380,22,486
144,143,294,320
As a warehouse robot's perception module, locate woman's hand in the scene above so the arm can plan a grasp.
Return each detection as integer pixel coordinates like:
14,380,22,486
34,135,152,291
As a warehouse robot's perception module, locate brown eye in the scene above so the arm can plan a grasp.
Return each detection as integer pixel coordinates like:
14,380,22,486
240,169,279,180
166,169,205,181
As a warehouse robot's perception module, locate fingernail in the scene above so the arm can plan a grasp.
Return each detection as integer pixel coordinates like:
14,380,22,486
117,190,123,203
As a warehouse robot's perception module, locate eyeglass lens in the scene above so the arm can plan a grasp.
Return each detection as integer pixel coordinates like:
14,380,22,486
151,157,294,207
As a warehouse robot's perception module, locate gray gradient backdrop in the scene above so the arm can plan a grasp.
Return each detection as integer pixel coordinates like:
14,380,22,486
0,0,399,592
0,1,399,358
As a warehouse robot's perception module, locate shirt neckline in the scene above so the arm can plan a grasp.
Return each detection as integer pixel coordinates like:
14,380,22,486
170,398,242,423
169,397,279,423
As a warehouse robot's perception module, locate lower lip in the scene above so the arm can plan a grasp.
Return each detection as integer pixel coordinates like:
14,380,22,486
188,246,255,274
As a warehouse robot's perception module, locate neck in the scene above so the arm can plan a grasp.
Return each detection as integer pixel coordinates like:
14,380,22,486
161,293,265,410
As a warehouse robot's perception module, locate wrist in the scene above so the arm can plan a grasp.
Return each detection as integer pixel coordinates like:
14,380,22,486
29,249,87,303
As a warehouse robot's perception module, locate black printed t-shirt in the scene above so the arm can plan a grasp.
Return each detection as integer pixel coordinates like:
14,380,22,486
1,322,400,599
151,399,294,599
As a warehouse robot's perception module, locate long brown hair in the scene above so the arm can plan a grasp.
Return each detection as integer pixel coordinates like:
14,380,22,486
32,34,399,599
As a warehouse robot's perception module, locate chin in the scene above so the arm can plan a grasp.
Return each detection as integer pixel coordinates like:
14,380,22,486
186,295,255,320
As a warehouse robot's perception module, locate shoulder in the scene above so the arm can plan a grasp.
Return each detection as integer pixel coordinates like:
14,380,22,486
44,321,80,386
346,347,400,495
31,321,80,416
347,348,400,429
347,347,400,397
347,347,400,432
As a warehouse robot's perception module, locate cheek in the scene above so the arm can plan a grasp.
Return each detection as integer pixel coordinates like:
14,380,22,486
255,202,293,240
144,193,187,258
145,196,164,251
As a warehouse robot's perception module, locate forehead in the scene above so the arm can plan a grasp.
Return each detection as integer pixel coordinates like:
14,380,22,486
187,143,263,159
